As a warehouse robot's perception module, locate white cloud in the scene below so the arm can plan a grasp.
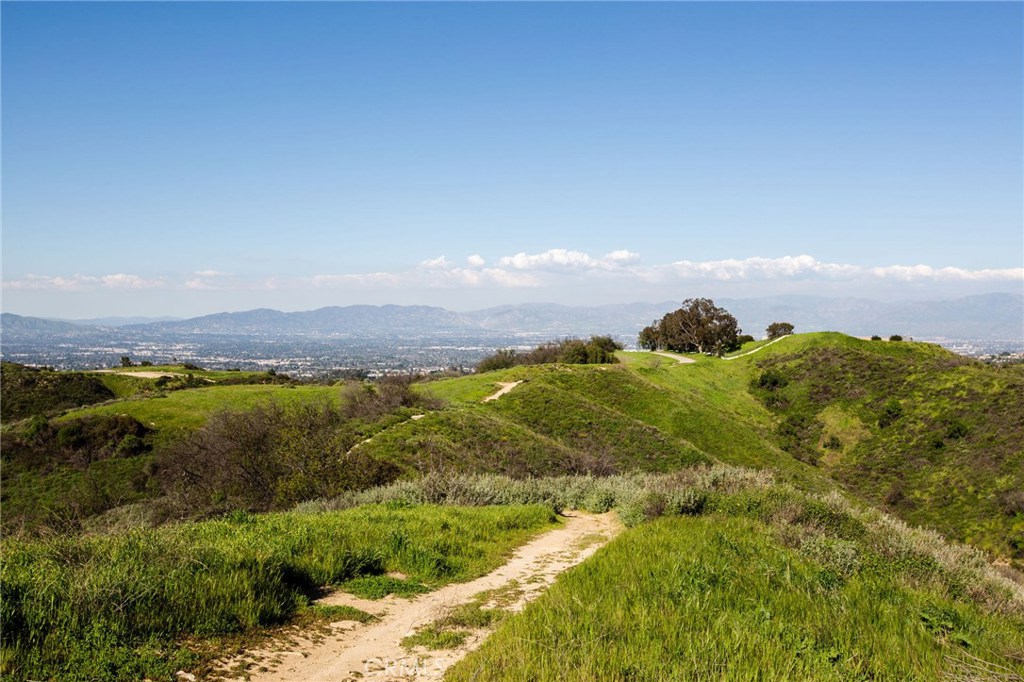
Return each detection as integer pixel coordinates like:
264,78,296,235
605,249,641,264
3,253,1019,300
420,256,451,269
497,248,640,271
3,273,165,291
659,255,861,281
308,264,540,290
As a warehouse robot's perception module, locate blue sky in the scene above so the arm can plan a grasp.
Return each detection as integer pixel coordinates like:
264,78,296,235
2,2,1022,318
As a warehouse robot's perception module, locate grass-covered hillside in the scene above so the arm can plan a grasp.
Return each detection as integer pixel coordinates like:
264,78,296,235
1,362,115,419
445,473,1024,682
2,333,1023,681
2,503,557,681
0,364,328,531
4,333,1021,564
746,333,1024,559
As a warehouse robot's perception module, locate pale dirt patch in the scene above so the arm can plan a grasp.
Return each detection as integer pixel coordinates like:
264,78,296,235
346,414,430,455
721,334,790,360
481,381,522,402
649,351,696,365
92,369,184,379
214,511,621,682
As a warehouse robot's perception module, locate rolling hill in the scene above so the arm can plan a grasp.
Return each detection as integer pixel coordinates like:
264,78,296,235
2,331,1023,681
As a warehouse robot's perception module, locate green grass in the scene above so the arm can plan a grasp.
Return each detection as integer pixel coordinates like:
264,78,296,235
93,365,269,381
420,366,536,405
58,384,341,444
746,333,1024,560
722,337,778,357
1,362,115,420
340,575,430,599
92,372,161,398
1,456,158,530
305,603,376,624
450,510,1024,681
1,504,557,682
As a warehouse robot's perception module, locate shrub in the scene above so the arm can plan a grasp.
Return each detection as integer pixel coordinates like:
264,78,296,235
878,399,904,428
756,369,789,391
1,362,115,420
476,336,623,372
766,322,794,340
159,383,438,517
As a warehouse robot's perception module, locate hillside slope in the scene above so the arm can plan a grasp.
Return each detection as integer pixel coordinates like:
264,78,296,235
743,334,1023,559
7,333,1020,563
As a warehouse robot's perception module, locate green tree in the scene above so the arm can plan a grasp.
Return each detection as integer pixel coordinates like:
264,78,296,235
765,322,794,340
637,324,661,351
650,298,741,356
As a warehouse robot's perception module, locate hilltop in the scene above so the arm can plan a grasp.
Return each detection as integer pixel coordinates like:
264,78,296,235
2,331,1023,680
3,332,1020,562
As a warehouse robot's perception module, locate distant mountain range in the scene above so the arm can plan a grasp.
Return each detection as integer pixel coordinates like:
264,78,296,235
2,293,1022,344
50,315,184,327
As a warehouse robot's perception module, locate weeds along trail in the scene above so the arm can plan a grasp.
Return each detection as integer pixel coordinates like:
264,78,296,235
219,511,622,682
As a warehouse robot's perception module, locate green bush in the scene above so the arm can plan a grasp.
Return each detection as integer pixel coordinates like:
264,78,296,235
476,336,623,372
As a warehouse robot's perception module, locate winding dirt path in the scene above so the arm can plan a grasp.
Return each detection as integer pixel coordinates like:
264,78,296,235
721,335,790,360
649,351,696,365
481,380,522,402
219,511,621,682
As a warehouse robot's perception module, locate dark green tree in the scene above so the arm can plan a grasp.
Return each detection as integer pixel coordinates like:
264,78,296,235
766,322,794,340
637,324,661,351
652,298,741,356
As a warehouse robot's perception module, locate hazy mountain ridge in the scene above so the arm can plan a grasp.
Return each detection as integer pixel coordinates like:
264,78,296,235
2,293,1021,345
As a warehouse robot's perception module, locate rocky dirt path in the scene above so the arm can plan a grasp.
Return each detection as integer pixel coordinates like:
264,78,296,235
481,380,522,402
219,511,621,682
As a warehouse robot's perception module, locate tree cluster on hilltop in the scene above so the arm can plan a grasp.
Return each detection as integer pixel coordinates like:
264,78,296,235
638,298,742,356
477,336,623,372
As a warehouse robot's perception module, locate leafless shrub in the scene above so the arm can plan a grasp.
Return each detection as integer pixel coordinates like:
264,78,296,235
158,398,403,519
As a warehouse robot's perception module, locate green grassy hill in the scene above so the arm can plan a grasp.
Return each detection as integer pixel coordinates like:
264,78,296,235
2,332,1023,681
1,366,331,531
4,333,1021,561
745,333,1024,559
421,336,1021,561
1,362,115,419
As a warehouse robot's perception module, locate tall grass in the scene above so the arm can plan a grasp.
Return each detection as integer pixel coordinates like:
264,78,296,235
309,469,1024,617
300,465,774,523
0,504,556,681
449,515,1024,681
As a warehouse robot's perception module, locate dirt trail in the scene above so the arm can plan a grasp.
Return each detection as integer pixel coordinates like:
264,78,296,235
721,334,790,360
220,511,621,682
649,351,696,365
346,414,427,455
92,369,184,379
482,380,522,402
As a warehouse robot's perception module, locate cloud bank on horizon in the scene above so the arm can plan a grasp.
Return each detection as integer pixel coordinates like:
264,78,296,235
5,250,1022,317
